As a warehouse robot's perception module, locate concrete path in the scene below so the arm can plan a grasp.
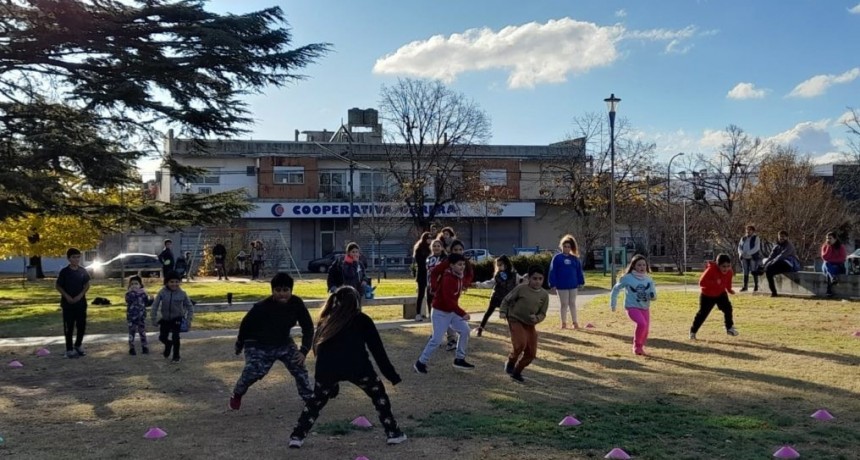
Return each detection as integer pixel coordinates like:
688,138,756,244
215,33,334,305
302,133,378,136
0,285,696,349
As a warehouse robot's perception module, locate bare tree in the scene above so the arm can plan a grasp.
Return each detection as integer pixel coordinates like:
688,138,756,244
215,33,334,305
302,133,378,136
378,78,491,231
677,125,765,260
539,112,656,267
745,147,851,263
356,191,413,277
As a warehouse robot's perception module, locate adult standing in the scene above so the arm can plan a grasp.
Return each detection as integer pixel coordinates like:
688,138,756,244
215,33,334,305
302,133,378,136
157,239,175,278
821,232,847,297
213,240,229,281
56,248,91,359
327,242,367,299
763,230,800,298
251,241,264,280
737,225,762,292
412,232,433,321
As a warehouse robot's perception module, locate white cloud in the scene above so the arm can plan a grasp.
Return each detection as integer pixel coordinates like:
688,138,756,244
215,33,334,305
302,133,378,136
810,151,852,166
726,82,769,100
698,129,732,151
615,9,627,18
850,3,860,14
766,120,836,154
787,67,860,98
373,19,706,88
837,110,857,125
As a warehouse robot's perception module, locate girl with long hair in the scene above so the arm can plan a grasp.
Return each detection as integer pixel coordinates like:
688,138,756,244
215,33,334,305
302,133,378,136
548,234,585,329
473,255,519,337
821,231,847,297
609,254,657,356
412,232,433,320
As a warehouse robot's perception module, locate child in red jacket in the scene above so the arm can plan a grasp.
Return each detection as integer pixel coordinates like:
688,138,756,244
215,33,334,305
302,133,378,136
690,254,738,340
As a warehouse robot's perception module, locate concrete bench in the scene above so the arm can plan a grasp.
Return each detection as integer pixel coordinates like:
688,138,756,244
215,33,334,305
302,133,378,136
194,295,418,319
773,272,860,299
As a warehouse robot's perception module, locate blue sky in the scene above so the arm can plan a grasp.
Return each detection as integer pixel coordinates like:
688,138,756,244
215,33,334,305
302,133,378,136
141,0,860,176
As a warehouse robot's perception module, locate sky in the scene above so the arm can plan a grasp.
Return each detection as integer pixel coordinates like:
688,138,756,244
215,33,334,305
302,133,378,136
140,0,860,177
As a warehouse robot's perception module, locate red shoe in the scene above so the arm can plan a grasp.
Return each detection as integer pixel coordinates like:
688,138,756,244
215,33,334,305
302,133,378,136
229,393,242,410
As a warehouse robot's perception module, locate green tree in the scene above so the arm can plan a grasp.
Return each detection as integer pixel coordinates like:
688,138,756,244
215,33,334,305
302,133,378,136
0,0,330,229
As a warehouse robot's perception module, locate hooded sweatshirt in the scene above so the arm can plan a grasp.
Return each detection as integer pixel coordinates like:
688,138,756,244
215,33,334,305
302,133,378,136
431,268,467,317
151,286,193,323
699,261,734,297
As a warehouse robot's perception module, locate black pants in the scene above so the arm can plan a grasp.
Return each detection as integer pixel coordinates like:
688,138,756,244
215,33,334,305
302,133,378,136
740,258,760,290
415,274,427,317
479,298,502,330
251,261,262,279
62,305,87,351
765,261,794,295
158,318,182,360
291,372,402,440
691,293,733,333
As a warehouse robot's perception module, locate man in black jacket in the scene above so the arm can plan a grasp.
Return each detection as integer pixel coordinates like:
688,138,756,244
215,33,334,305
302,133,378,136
229,273,314,410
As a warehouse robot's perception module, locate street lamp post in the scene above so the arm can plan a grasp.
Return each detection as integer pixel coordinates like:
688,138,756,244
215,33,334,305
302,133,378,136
483,184,490,250
604,93,621,286
667,152,684,272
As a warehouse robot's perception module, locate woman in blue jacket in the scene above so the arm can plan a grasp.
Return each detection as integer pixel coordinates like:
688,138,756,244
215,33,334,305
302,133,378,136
548,234,585,329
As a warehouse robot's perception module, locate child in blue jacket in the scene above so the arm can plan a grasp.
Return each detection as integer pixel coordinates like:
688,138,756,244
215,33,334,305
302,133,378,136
548,234,585,329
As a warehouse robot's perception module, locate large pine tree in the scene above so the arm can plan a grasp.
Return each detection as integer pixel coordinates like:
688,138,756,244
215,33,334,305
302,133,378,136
0,0,330,230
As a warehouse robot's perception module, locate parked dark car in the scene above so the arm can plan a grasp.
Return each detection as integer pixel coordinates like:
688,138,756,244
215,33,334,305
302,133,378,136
307,252,345,273
85,253,162,279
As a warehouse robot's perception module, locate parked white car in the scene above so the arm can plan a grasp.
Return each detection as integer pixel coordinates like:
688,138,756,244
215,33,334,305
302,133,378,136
464,249,494,262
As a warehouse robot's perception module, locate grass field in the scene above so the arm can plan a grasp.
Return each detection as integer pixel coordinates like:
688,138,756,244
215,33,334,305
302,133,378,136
1,275,859,459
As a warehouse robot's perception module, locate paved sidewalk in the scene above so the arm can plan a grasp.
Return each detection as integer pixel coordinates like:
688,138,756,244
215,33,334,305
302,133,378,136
0,285,695,349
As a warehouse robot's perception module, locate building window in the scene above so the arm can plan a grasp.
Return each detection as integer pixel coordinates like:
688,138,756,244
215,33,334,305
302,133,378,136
479,169,507,186
319,170,347,200
189,169,220,185
274,166,304,185
359,172,395,201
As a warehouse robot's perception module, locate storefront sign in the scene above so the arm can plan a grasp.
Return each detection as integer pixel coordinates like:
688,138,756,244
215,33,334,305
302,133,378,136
245,202,535,219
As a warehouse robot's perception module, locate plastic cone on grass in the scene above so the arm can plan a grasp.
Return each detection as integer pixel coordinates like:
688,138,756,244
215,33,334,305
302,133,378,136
144,427,167,439
586,323,596,329
852,331,860,337
811,409,834,421
604,447,631,459
8,360,23,368
351,416,372,428
35,348,50,357
558,415,581,426
355,457,370,460
773,445,800,458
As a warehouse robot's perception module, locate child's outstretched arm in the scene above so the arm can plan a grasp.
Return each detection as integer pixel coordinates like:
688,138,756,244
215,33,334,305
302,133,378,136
363,316,401,385
609,278,625,312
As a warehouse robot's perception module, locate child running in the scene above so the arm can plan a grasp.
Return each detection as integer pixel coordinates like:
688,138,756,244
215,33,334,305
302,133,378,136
229,273,314,410
150,271,194,363
548,234,586,329
430,239,474,350
499,265,549,383
289,286,406,448
414,253,475,373
125,275,150,355
609,254,657,356
690,254,738,339
473,255,519,337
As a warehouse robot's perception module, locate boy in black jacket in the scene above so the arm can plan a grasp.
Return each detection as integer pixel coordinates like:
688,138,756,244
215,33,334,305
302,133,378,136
229,273,314,410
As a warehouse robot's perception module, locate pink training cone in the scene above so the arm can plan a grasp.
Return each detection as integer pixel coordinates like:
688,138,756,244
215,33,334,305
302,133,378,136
144,427,167,439
586,323,596,328
811,409,834,421
35,348,51,357
558,415,582,426
355,457,370,460
773,445,800,458
351,416,373,428
604,447,631,459
8,360,23,368
852,331,860,337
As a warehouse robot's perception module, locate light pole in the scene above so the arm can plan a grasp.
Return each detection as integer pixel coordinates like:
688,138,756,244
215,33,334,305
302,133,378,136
483,184,490,250
644,166,651,257
667,152,684,272
604,93,621,286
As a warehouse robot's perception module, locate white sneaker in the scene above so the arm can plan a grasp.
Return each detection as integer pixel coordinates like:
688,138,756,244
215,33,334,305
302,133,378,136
689,332,697,340
387,433,408,445
726,327,739,336
288,437,304,448
414,314,423,322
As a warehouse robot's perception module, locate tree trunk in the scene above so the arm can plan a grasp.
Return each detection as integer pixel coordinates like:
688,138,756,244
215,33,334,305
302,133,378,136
29,256,45,278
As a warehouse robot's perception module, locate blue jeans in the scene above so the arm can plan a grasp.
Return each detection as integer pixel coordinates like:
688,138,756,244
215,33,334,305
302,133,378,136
822,262,845,284
418,309,471,363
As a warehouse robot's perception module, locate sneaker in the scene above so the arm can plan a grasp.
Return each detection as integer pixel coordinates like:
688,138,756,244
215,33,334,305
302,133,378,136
445,339,457,351
163,343,172,358
74,346,86,357
572,322,580,330
129,347,137,356
228,393,242,410
689,332,697,340
386,433,408,445
510,372,525,383
414,314,423,322
753,286,759,292
141,346,149,355
504,360,515,375
171,357,181,363
288,437,304,448
739,287,748,292
413,360,428,374
770,293,778,298
453,358,475,370
726,327,739,336
65,350,79,359
475,327,483,337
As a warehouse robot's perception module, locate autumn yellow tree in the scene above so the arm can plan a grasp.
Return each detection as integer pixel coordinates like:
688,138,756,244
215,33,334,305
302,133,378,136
0,214,104,277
